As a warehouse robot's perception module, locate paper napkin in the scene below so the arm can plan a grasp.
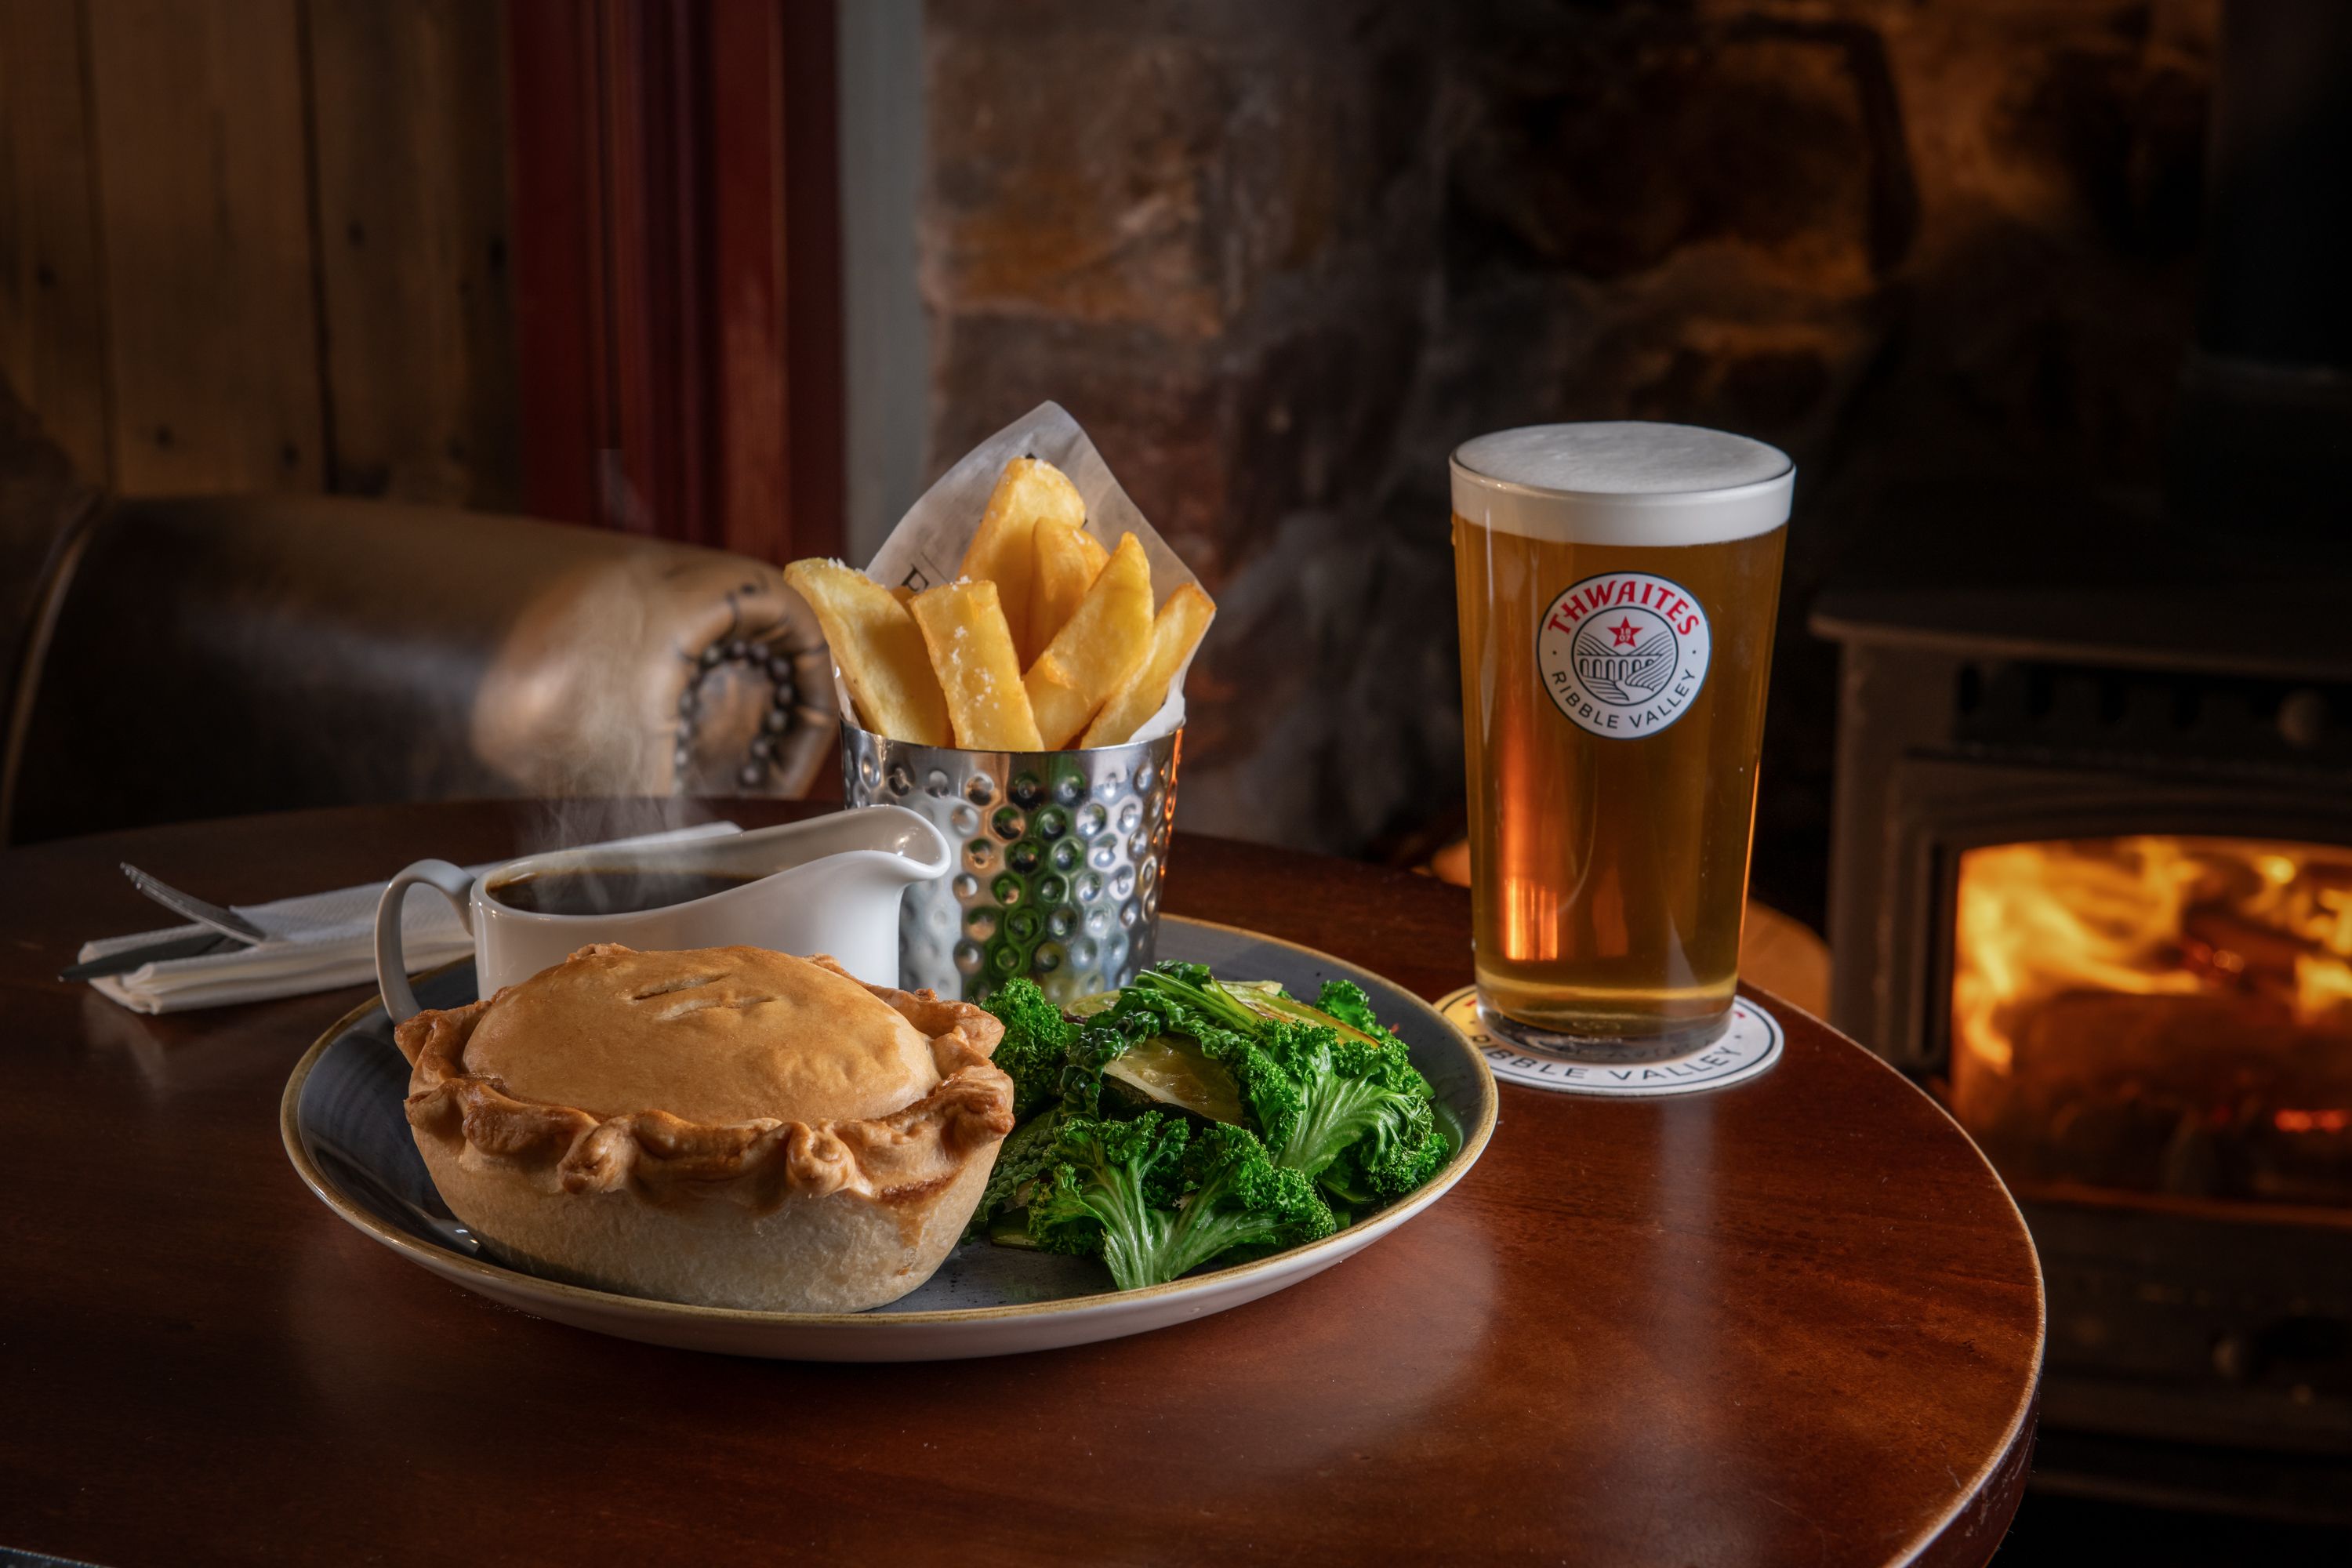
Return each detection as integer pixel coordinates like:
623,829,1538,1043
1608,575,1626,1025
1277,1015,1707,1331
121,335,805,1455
79,821,742,1015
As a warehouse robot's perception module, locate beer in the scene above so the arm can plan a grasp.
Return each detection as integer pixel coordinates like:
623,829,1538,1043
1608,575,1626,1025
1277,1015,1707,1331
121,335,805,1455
1451,423,1791,1058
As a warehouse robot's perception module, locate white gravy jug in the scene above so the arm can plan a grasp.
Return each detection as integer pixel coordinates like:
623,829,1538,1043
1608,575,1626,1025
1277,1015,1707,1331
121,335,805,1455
372,808,949,1022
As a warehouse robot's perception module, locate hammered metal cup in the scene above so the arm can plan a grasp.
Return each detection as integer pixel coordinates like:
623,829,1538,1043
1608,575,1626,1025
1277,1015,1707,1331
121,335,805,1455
840,720,1181,1003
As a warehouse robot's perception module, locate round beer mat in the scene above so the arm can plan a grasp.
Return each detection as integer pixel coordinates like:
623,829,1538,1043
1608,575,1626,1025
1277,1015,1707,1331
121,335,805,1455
1436,987,1783,1096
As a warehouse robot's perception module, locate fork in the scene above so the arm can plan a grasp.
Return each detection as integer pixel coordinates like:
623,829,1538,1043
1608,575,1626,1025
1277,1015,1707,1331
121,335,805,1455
121,863,268,944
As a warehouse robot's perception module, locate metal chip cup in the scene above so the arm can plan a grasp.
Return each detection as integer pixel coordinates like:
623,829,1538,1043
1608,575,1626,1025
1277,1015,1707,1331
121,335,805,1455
842,720,1180,1003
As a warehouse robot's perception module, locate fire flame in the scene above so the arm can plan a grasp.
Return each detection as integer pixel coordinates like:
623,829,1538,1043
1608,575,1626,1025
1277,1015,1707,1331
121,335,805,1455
1952,836,2352,1077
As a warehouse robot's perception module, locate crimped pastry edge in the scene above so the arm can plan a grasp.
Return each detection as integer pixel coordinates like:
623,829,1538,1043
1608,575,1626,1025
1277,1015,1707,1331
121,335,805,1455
394,946,1015,1215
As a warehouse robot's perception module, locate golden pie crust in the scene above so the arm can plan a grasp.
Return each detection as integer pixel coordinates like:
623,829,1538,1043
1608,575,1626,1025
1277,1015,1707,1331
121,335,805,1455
394,943,1014,1312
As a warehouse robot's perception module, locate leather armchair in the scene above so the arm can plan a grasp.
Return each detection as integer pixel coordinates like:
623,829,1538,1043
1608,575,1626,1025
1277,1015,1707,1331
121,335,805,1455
2,398,837,844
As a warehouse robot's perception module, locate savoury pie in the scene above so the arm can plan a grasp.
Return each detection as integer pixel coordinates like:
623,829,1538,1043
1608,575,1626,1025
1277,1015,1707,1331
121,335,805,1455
394,943,1015,1312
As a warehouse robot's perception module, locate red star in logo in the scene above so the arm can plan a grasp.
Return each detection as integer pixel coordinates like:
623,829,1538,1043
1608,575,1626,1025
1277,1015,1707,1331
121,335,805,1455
1609,617,1640,648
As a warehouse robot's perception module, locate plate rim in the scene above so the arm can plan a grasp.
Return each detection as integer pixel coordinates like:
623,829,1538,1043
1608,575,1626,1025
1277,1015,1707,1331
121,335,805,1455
278,914,1500,1331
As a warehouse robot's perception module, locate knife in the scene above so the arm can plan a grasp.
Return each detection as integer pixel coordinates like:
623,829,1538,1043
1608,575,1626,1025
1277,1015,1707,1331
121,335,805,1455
60,931,241,982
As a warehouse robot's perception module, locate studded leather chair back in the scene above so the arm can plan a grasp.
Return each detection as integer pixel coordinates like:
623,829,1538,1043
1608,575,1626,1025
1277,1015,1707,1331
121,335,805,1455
2,491,838,844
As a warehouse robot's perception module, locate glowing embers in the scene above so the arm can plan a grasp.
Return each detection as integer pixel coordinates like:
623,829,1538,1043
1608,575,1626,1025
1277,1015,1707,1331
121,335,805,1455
1949,836,2352,1209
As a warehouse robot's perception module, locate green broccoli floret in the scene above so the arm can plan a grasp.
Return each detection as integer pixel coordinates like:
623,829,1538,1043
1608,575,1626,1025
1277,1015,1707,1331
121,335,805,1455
981,976,1076,1118
1026,1112,1335,1289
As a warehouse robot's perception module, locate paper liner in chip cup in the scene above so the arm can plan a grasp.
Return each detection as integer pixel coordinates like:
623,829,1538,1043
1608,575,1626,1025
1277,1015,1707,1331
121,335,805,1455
842,401,1210,746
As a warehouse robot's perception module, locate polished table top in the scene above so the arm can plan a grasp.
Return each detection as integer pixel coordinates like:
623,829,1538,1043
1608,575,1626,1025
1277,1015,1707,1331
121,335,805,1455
0,800,2042,1567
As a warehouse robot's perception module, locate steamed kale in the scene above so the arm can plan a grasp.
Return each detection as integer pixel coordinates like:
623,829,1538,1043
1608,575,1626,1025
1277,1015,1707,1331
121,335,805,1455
1170,1121,1339,1265
1127,964,1450,1199
1314,978,1407,1051
963,1098,1077,1241
1027,1112,1335,1290
971,962,1450,1285
981,976,1076,1118
1240,1014,1451,1200
1025,1112,1192,1287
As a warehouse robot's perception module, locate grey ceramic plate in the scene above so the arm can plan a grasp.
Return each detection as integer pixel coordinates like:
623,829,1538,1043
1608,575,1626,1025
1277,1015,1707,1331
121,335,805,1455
281,916,1498,1361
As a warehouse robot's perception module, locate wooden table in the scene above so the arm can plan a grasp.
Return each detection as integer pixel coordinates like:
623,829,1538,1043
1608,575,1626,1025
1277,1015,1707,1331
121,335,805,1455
0,801,2042,1567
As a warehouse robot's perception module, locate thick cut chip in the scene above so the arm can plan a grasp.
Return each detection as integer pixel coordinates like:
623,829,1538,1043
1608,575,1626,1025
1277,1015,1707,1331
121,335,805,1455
909,580,1044,751
1080,583,1214,746
959,459,1084,655
1027,523,1110,666
783,559,950,746
1022,532,1154,749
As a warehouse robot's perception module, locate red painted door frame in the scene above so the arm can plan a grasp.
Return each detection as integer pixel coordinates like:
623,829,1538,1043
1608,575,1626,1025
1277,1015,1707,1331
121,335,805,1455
506,0,843,562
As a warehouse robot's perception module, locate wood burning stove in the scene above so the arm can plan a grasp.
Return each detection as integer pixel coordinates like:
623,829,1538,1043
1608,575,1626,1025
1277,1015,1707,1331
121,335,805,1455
1813,0,2352,1519
1949,834,2352,1214
1814,524,2352,1518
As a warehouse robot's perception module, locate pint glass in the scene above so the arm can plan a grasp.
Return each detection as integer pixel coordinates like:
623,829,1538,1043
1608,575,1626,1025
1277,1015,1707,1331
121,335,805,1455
1450,423,1791,1060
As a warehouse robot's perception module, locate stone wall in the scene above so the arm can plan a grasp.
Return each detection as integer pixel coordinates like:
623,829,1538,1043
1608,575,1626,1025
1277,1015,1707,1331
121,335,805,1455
920,0,2216,924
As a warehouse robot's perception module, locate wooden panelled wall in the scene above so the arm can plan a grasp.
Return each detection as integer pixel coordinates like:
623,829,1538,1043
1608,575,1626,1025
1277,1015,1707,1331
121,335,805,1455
0,0,520,507
504,0,843,560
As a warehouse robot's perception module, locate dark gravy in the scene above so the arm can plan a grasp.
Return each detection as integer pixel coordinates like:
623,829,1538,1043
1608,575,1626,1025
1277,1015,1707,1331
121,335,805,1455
488,867,758,916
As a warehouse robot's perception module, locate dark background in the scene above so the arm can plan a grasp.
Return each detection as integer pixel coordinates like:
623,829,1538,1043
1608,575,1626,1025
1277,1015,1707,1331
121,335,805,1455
0,0,2223,935
10,1,2350,1559
919,0,2216,935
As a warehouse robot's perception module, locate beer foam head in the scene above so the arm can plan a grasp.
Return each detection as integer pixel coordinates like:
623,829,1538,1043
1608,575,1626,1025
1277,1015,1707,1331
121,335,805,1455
1450,423,1794,546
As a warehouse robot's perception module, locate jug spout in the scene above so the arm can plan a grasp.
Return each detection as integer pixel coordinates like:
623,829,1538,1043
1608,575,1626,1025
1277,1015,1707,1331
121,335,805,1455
835,805,953,884
743,808,947,986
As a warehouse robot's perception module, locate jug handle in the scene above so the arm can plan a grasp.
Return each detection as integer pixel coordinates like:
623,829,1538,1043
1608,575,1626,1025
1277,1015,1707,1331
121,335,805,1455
376,860,476,1025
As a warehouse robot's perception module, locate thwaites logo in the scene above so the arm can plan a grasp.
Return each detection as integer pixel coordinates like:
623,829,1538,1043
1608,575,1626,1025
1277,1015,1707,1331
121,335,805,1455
1537,572,1711,738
